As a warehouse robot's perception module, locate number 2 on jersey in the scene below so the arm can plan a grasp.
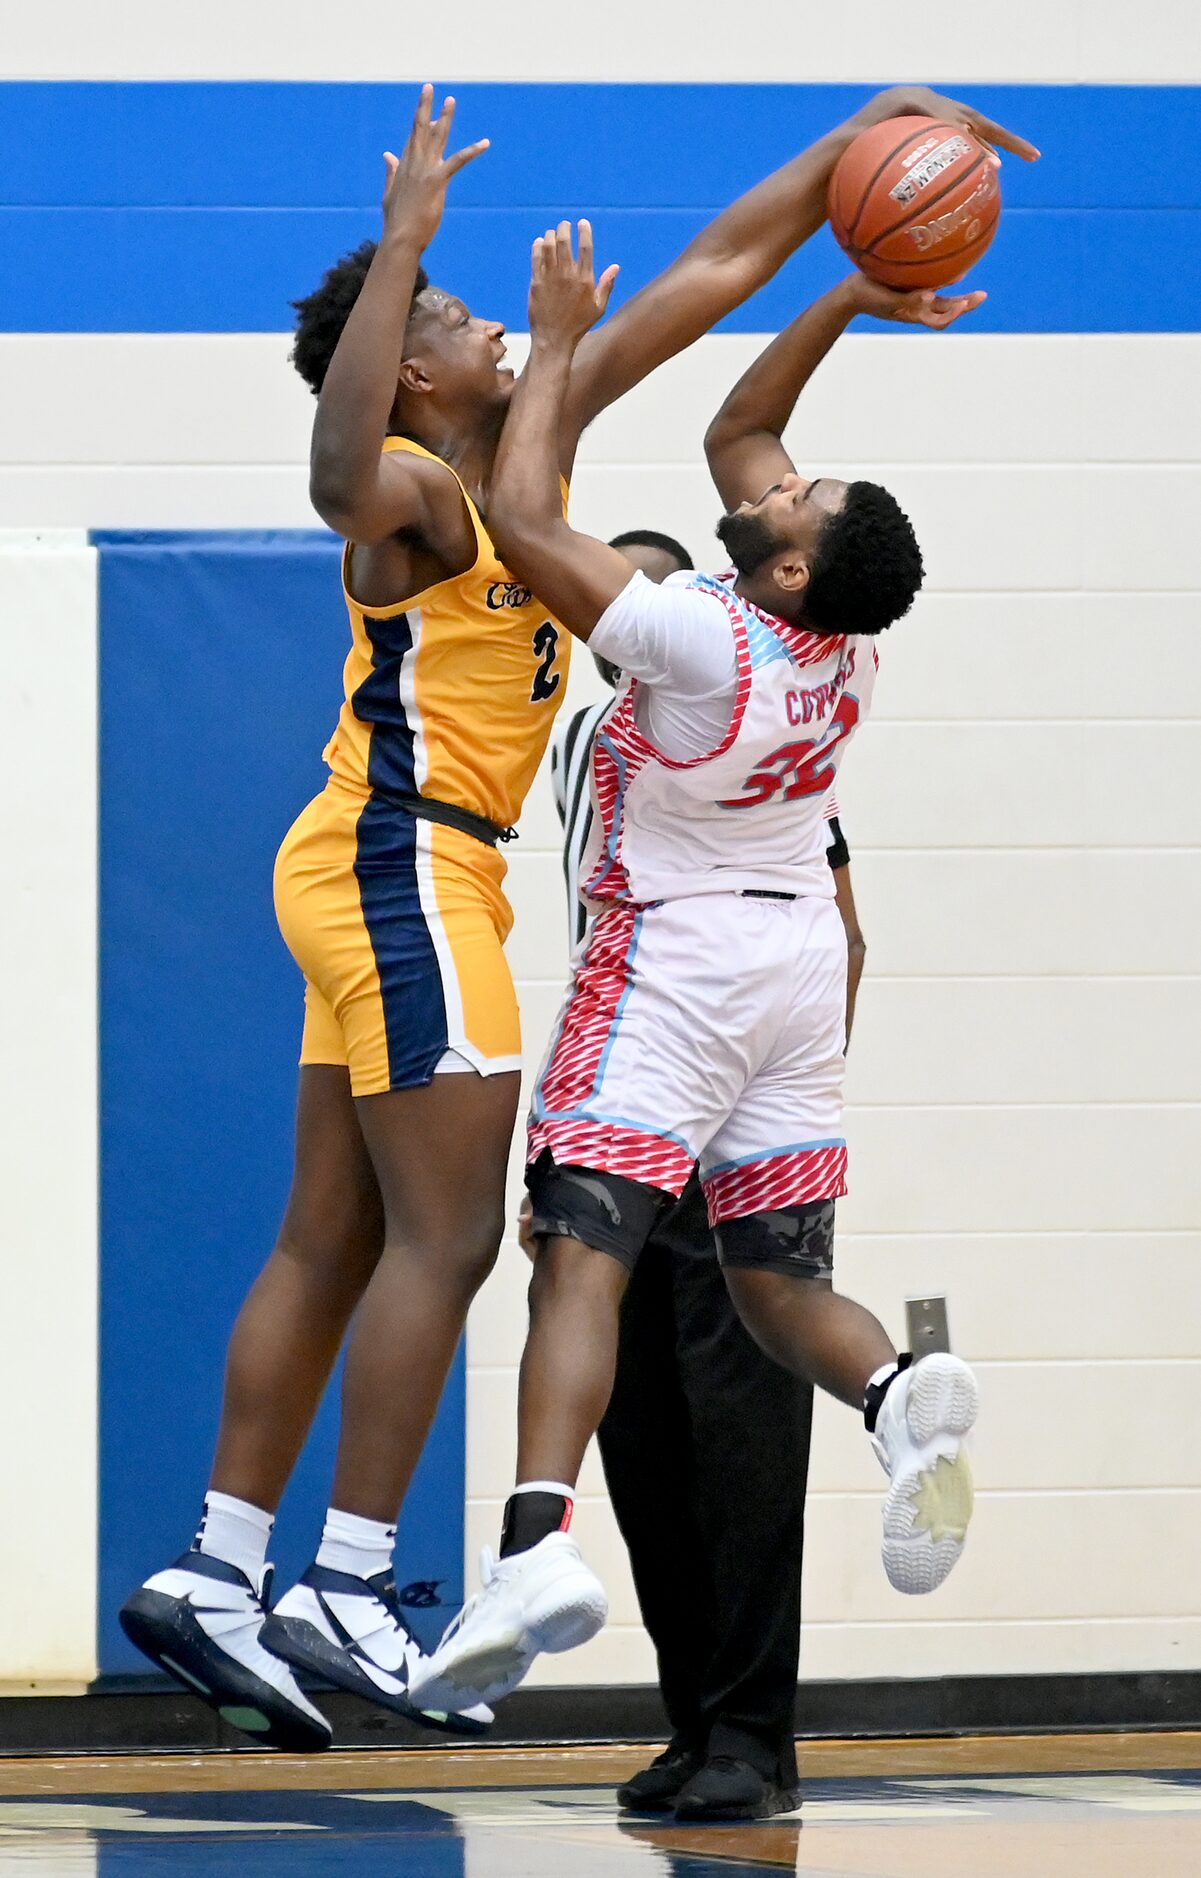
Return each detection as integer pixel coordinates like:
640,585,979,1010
718,693,860,809
530,620,562,703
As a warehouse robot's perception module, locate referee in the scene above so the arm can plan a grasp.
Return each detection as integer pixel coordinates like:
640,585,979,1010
548,529,867,1822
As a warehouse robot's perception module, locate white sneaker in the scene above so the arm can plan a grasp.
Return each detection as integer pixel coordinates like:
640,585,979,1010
408,1532,609,1711
872,1354,978,1595
261,1565,493,1737
119,1550,332,1751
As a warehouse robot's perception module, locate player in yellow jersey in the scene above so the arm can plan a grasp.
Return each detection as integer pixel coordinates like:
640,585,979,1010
120,84,1037,1748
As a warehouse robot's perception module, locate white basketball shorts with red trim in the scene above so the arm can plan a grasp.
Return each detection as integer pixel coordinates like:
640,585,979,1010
528,893,848,1226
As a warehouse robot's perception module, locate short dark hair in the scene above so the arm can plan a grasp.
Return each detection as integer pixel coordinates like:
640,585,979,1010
608,528,694,571
803,481,923,636
291,242,430,394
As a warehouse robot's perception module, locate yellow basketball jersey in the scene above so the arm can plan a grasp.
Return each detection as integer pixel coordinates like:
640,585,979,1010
323,437,571,830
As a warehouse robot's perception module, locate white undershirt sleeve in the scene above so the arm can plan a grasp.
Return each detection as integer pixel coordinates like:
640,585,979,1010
588,571,739,762
589,571,737,696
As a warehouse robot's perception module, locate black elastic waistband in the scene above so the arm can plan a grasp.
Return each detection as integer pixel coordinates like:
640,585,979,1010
394,793,517,848
740,888,797,901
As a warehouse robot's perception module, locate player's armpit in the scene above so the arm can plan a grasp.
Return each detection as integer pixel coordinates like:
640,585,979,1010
311,448,473,557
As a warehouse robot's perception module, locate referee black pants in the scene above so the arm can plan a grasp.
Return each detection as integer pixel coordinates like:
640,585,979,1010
597,1171,814,1784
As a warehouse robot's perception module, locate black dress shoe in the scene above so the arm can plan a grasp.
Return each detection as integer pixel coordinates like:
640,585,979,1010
674,1754,801,1821
617,1746,705,1812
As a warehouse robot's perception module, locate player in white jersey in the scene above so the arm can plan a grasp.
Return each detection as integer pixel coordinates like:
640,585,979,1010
410,228,987,1714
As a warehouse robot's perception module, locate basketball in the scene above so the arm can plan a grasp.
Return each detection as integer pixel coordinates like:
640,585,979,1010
828,115,1001,289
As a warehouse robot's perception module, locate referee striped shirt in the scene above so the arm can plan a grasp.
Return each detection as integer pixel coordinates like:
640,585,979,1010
550,700,850,949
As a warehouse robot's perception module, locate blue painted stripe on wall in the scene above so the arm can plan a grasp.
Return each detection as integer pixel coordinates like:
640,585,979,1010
7,203,1200,335
4,84,1200,208
97,529,466,1671
3,83,1200,332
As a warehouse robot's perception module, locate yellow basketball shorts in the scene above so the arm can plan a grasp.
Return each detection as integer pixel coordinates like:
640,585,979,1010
273,781,522,1097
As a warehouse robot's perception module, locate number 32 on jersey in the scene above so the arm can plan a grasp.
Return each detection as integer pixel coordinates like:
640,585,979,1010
718,693,860,809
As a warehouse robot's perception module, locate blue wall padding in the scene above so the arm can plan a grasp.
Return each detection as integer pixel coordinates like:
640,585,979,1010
96,529,467,1673
3,84,1198,331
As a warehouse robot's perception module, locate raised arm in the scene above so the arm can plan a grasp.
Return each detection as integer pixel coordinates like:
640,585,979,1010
561,83,1037,456
307,85,488,545
490,224,635,637
705,274,986,512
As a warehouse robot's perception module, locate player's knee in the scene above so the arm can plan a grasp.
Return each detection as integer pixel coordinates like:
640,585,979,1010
525,1152,668,1271
437,1201,507,1294
372,1196,505,1296
526,1232,627,1324
465,1209,506,1289
274,1203,385,1303
715,1198,836,1282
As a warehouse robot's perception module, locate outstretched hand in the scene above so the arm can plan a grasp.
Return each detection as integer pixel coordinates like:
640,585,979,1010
382,83,490,251
529,220,621,350
844,275,987,329
858,84,1041,163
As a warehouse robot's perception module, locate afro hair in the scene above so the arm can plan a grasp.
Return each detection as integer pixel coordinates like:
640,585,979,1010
290,242,430,395
803,480,924,636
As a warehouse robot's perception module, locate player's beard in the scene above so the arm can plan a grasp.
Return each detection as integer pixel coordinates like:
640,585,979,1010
715,507,782,577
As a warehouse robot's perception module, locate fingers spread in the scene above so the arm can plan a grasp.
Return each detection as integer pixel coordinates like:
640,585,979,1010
447,137,490,177
434,95,457,152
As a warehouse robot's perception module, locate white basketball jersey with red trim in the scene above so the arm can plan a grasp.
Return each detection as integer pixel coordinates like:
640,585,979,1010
583,574,878,907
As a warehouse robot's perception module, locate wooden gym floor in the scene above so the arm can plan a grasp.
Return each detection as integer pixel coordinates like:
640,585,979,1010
0,1731,1199,1874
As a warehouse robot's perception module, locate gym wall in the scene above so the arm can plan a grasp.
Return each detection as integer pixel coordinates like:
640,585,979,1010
1,9,1198,1689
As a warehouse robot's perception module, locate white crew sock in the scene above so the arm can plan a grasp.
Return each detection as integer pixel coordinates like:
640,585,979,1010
195,1491,273,1585
315,1508,396,1583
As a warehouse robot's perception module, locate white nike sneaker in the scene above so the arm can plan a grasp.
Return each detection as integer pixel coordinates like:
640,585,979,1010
407,1531,609,1712
261,1565,493,1737
119,1550,332,1751
871,1353,978,1594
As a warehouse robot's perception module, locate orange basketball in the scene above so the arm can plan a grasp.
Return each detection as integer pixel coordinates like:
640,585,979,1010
828,115,1001,289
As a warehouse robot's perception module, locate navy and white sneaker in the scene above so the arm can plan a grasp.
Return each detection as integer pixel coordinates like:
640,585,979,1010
119,1550,332,1752
262,1564,493,1738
